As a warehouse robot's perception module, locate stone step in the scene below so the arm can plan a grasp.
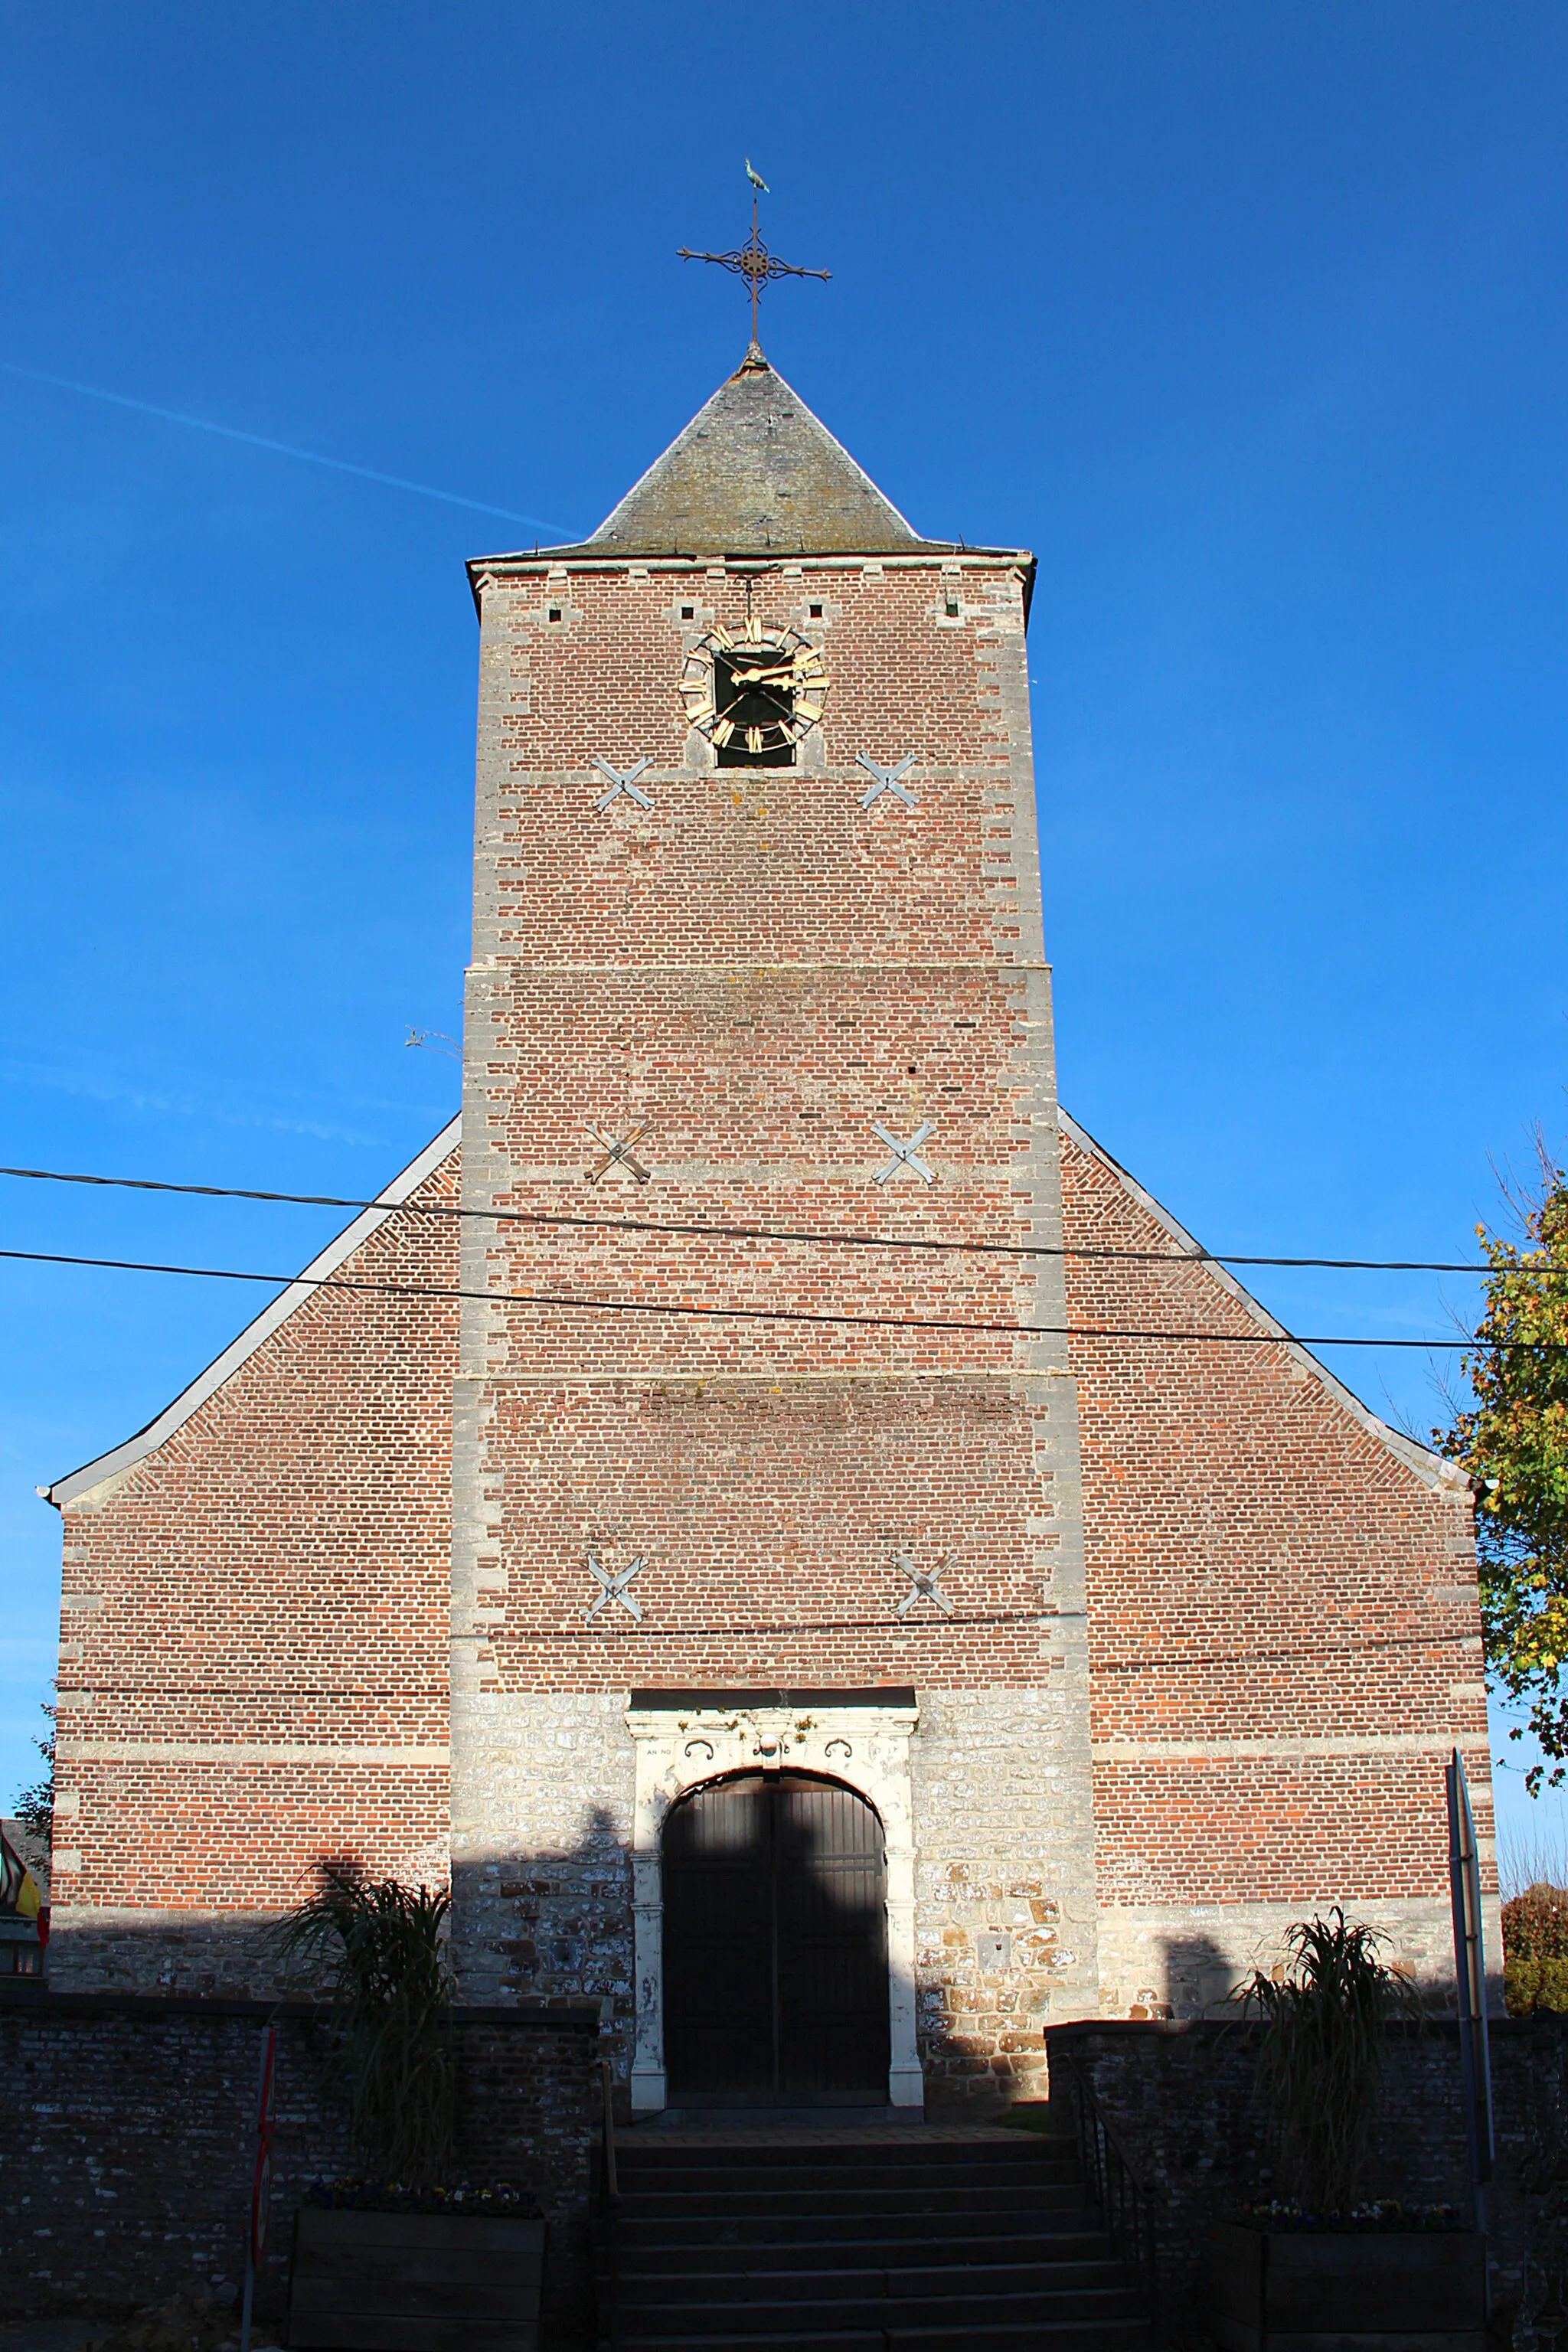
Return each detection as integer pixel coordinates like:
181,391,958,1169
619,2259,1129,2306
614,2204,1106,2251
615,2322,1153,2352
616,2182,1083,2223
616,2230,1115,2274
618,2137,1063,2169
619,2285,1145,2336
616,2158,1077,2197
602,2125,1153,2352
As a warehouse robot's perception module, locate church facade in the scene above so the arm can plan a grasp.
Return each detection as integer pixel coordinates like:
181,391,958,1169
42,351,1491,2108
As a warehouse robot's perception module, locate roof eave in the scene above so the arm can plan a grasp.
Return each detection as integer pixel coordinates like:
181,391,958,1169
467,543,1036,614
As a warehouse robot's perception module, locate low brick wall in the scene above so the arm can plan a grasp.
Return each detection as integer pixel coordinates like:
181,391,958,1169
1048,2014,1568,2350
1,1988,602,2346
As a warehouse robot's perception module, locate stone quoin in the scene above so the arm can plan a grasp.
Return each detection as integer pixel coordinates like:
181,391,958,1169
40,348,1494,2108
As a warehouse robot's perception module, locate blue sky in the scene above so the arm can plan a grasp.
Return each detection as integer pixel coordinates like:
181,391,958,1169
2,3,1566,1879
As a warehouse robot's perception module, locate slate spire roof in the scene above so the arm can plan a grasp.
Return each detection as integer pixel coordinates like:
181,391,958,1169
544,349,945,560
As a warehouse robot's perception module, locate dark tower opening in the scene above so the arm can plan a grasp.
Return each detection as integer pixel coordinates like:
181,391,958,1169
712,643,797,766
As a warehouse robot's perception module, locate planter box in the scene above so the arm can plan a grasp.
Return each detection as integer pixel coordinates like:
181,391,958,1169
289,2207,546,2352
1209,2219,1486,2352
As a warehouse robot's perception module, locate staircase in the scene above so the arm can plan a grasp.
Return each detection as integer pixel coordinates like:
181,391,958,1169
596,2123,1155,2351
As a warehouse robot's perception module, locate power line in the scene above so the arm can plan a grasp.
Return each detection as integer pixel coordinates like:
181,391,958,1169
0,1240,1554,1352
50,1627,1478,1685
468,1625,1481,1658
0,1160,1552,1279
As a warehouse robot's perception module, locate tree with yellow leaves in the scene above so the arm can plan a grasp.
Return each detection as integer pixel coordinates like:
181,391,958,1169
1441,1146,1568,1792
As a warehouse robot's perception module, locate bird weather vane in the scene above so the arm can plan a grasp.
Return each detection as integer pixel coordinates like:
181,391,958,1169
678,161,831,351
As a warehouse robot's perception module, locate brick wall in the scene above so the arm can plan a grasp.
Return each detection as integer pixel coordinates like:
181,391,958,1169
1061,1118,1494,2011
455,554,1082,1685
48,1151,459,1988
0,1990,599,2344
1050,2015,1568,2350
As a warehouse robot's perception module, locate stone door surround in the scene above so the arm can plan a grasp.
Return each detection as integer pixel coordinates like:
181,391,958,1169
626,1686,922,2113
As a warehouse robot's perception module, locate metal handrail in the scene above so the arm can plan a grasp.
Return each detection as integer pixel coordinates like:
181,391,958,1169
1054,2049,1160,2310
593,2057,621,2352
597,2056,620,2210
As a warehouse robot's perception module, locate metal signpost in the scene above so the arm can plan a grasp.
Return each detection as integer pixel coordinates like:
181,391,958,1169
1446,1749,1494,2243
239,2024,278,2352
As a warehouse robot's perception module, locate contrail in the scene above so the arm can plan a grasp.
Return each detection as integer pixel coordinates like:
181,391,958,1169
0,358,578,537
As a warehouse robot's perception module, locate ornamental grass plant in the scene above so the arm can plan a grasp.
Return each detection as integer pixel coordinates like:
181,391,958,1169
1234,1907,1422,2220
279,1868,455,2189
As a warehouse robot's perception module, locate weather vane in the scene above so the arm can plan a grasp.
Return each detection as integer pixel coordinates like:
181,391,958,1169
678,161,831,354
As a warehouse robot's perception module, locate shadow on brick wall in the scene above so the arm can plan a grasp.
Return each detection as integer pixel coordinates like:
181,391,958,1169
1155,1930,1235,2022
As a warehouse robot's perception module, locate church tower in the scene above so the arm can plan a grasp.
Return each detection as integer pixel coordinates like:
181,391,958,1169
451,347,1098,2108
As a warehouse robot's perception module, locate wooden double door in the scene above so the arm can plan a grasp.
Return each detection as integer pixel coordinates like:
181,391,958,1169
662,1771,890,2105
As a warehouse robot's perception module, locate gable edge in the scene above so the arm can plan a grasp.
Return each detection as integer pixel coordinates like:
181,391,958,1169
42,1116,462,1511
1057,1106,1467,1499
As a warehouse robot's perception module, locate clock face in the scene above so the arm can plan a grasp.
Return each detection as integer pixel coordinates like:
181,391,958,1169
679,616,829,767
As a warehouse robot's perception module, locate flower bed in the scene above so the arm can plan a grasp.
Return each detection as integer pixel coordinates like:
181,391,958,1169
1230,2196,1463,2233
302,2173,541,2216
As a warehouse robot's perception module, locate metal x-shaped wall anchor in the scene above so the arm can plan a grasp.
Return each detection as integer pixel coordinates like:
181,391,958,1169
856,750,918,810
585,1547,645,1624
893,1550,955,1617
591,756,654,813
871,1119,936,1186
585,1121,653,1184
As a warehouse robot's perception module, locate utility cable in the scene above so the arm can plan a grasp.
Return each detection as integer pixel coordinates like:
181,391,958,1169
0,1161,1553,1279
52,1625,1480,1692
0,1240,1553,1351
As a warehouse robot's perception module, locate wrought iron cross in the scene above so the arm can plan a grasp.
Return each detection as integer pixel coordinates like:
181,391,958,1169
678,176,830,351
591,755,653,814
893,1550,955,1618
585,1120,653,1185
871,1119,936,1187
585,1545,645,1625
856,751,919,811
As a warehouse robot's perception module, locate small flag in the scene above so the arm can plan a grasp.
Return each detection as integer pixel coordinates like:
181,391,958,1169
746,158,769,193
0,1827,41,1921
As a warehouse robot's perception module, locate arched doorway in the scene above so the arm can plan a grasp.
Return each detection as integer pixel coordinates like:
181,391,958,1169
662,1770,890,2105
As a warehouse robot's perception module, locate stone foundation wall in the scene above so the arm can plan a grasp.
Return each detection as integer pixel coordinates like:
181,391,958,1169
1049,2015,1568,2351
911,1687,1096,2106
1095,1894,1475,2023
451,1692,636,2064
449,1685,1099,2109
0,1990,601,2347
